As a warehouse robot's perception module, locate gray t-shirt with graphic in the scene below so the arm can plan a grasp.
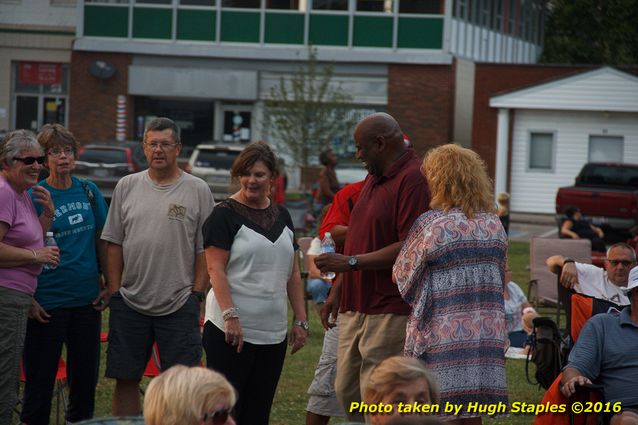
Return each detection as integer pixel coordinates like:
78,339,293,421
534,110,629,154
102,170,215,316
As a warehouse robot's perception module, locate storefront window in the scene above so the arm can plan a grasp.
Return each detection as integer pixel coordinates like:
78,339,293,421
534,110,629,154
223,109,251,143
12,62,69,131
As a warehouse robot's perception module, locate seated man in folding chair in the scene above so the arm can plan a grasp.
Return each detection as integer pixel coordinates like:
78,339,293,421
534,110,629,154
546,242,636,305
560,267,638,425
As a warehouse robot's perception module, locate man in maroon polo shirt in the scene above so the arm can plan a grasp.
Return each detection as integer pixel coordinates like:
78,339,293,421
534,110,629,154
315,113,430,422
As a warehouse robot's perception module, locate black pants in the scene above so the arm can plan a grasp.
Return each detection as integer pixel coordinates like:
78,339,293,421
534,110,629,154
21,305,101,425
203,322,287,425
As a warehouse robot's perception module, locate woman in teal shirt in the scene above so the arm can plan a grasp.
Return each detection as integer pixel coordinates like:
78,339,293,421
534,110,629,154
23,124,108,425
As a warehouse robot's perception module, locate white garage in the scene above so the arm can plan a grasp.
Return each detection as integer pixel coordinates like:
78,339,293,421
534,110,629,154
489,67,638,214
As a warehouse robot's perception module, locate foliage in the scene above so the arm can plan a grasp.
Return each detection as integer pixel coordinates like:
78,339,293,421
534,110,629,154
264,47,357,167
541,0,638,65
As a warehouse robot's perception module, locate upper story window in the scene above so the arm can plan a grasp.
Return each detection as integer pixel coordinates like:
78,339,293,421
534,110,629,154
267,0,302,9
136,0,171,4
399,0,441,14
357,0,393,13
180,0,215,5
84,0,129,3
312,0,348,10
222,0,260,7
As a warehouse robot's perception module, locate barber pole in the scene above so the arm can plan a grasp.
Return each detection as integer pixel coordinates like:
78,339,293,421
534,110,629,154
116,95,126,142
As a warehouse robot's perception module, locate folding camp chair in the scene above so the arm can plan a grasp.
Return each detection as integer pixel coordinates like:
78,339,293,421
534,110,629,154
528,238,592,327
17,357,68,425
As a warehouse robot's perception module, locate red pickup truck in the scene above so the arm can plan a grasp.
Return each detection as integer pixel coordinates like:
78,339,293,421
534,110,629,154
555,162,638,243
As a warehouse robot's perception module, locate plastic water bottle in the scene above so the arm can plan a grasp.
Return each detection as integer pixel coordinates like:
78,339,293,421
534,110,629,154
320,232,336,280
43,232,58,270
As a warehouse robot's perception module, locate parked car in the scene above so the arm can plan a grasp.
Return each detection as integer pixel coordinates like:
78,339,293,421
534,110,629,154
555,162,638,243
74,141,147,201
336,162,368,185
189,144,244,201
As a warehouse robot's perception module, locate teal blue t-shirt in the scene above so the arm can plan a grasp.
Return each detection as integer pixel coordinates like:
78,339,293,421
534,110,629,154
30,177,108,310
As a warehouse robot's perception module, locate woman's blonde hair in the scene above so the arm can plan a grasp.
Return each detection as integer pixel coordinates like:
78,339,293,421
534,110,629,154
144,365,236,425
364,356,440,406
423,144,495,218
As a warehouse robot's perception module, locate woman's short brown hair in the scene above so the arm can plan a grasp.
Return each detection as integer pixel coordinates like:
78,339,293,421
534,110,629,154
37,124,79,156
231,141,279,180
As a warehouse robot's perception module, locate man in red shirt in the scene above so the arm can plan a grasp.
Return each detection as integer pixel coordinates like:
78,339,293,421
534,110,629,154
316,113,430,421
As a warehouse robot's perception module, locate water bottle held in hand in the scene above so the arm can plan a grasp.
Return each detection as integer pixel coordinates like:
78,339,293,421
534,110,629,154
43,232,58,270
320,232,336,280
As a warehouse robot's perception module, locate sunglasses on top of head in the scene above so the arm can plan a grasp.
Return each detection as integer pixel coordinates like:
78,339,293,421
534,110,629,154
13,156,46,165
202,407,233,425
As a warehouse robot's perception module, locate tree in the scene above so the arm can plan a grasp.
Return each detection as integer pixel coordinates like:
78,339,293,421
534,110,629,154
541,0,638,65
264,47,357,167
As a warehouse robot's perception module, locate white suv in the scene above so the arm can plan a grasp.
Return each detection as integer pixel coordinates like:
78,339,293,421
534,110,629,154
189,144,244,201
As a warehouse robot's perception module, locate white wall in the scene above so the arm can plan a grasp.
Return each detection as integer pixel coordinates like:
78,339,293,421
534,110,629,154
449,19,541,64
0,0,77,29
510,109,638,214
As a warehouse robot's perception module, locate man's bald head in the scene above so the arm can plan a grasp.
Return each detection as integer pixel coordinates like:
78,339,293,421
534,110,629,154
354,113,404,147
353,113,406,177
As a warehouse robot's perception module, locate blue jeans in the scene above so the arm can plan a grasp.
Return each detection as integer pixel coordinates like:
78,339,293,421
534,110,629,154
307,278,332,304
21,304,101,425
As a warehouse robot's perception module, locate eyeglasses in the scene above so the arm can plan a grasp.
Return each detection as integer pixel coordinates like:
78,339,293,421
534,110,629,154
607,259,634,267
13,156,46,165
143,142,180,151
48,147,74,157
202,407,233,425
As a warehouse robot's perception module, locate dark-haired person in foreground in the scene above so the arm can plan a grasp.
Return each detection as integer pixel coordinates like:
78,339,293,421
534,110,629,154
100,117,215,415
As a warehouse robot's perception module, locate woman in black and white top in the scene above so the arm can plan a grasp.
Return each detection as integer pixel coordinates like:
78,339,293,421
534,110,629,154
202,141,308,425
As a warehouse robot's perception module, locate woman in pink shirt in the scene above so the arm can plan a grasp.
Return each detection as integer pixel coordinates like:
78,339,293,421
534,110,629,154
0,130,58,424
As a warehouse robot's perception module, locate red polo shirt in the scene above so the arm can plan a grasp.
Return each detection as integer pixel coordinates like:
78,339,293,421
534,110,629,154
340,149,430,315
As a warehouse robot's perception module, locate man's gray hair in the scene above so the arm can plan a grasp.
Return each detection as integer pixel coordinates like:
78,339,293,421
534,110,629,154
607,242,637,262
143,117,181,144
0,130,42,169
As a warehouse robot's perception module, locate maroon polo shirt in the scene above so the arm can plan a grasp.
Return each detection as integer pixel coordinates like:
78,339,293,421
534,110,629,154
340,149,431,315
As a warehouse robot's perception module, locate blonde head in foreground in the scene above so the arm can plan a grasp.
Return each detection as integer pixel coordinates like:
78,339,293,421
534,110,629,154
422,144,495,218
364,356,440,425
144,365,236,425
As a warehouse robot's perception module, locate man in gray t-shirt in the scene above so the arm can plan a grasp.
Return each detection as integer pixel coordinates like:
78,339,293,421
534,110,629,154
96,117,214,416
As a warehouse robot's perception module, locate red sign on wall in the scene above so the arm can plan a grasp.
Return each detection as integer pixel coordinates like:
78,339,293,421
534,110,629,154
18,62,62,85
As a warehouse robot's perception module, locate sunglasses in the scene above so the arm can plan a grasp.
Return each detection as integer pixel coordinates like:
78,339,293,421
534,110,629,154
607,259,634,267
202,407,233,425
14,156,46,165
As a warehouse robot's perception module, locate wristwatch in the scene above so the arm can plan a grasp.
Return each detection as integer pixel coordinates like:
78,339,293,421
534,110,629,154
348,256,359,271
192,290,206,302
563,257,575,267
293,320,309,331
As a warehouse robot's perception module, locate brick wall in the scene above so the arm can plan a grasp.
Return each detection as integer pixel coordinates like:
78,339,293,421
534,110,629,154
387,64,455,157
69,51,132,145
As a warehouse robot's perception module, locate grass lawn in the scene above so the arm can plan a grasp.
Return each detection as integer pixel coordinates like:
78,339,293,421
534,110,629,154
40,241,546,425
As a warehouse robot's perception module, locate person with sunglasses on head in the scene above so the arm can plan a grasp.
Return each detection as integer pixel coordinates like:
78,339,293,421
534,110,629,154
19,124,109,425
0,130,59,424
100,117,215,416
144,365,236,425
547,242,637,306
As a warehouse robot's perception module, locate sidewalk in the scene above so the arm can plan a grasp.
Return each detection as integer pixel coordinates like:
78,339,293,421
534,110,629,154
510,212,556,226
